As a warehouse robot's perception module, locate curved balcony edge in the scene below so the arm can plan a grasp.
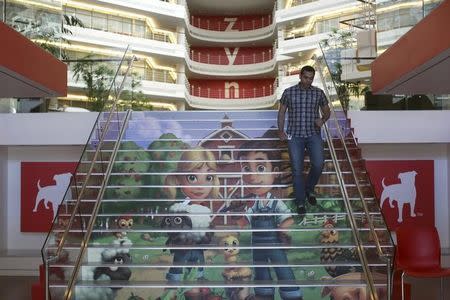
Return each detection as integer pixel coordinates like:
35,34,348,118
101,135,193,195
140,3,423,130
185,56,277,77
186,22,276,43
65,26,184,60
185,92,278,110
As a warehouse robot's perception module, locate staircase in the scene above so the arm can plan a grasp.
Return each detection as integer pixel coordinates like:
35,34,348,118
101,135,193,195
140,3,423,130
42,103,395,299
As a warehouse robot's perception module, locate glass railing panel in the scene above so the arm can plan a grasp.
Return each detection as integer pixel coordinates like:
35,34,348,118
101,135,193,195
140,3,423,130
42,46,134,299
5,0,63,53
316,48,394,299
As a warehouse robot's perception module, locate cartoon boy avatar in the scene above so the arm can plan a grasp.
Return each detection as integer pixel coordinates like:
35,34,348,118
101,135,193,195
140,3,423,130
237,140,303,300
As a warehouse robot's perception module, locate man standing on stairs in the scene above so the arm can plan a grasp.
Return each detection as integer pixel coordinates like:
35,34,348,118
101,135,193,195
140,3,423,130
277,65,330,216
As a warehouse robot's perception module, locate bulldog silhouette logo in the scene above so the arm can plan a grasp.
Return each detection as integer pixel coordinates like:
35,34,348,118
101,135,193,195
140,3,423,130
380,171,418,223
32,172,72,219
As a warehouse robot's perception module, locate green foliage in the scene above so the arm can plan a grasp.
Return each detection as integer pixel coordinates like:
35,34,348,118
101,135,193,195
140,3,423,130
73,58,115,112
120,74,152,111
322,28,355,49
146,133,190,207
322,29,370,111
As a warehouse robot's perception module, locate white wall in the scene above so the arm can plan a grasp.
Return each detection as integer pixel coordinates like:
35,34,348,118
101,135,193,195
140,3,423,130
0,112,97,145
0,147,7,251
348,110,450,143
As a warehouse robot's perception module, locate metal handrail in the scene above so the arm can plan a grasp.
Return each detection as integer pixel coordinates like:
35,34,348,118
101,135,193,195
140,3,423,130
315,45,390,258
315,50,394,298
53,47,132,258
322,112,379,300
41,47,134,300
64,109,132,299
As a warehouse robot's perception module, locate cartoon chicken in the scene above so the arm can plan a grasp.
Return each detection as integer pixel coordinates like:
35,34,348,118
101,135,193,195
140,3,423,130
320,219,361,277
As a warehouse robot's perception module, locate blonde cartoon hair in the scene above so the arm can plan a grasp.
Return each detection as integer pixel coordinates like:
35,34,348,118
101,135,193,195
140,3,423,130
164,147,220,199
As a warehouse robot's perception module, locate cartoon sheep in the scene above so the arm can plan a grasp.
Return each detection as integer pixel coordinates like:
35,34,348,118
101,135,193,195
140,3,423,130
161,202,213,281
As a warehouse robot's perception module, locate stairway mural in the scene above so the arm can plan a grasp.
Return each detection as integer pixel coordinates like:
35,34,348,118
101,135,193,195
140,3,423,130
43,109,394,300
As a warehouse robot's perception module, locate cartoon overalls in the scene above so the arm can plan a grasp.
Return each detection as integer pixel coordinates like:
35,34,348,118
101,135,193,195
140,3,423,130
251,199,303,299
166,249,205,281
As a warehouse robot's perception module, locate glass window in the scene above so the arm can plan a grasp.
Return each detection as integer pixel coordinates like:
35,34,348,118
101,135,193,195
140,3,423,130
315,17,339,34
64,7,76,15
133,20,145,38
123,19,132,35
76,10,92,28
92,12,107,31
108,15,122,33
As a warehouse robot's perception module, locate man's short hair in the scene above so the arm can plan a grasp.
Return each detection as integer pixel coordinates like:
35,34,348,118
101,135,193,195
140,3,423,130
300,65,315,75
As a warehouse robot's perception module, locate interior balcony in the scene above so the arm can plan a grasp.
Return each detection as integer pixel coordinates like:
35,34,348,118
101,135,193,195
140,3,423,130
185,83,277,109
276,0,357,25
67,71,185,103
64,26,184,62
278,32,329,57
185,19,277,46
70,0,185,21
186,49,277,78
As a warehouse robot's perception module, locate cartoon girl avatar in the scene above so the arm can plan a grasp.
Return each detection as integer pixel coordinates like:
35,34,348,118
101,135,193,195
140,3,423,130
163,147,220,282
165,147,220,209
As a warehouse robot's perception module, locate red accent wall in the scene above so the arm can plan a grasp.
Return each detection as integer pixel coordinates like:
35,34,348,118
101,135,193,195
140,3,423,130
190,15,272,31
365,160,434,231
190,47,273,65
189,79,275,98
0,21,67,96
371,0,450,93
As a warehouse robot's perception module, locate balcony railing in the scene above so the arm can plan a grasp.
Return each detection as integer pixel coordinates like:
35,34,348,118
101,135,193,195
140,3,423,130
63,6,176,43
189,50,274,65
288,0,319,8
190,15,272,31
188,85,275,99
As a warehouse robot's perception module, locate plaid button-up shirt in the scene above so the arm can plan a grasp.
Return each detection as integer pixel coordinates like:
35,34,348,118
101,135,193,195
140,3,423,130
280,84,328,137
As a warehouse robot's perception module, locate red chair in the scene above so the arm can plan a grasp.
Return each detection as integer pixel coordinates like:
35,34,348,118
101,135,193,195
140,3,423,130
396,223,450,300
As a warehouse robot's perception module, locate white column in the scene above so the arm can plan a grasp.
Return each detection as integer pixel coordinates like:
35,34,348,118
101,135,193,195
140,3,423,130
176,64,185,85
0,146,7,250
177,26,185,45
177,101,186,111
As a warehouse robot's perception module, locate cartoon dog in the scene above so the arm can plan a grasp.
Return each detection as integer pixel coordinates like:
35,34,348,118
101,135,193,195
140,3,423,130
33,172,72,218
380,171,418,223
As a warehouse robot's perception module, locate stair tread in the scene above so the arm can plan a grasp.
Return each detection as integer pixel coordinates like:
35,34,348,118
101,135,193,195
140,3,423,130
76,171,367,176
63,197,377,202
56,211,382,217
84,147,358,152
49,278,388,288
49,260,388,268
73,183,372,188
46,242,394,249
51,226,389,233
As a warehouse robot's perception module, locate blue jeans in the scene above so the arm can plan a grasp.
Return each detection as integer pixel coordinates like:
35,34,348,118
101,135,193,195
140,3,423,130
288,133,324,207
253,248,303,299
